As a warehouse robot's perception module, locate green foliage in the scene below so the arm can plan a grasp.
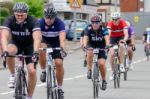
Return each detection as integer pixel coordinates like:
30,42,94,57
14,0,44,18
0,1,14,15
0,8,10,17
0,17,6,25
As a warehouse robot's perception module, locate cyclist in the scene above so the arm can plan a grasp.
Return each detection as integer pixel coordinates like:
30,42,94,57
83,15,109,90
1,2,41,99
38,6,66,98
126,21,135,70
107,12,128,80
143,27,150,53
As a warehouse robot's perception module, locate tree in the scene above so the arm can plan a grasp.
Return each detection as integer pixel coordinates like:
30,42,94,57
14,0,44,18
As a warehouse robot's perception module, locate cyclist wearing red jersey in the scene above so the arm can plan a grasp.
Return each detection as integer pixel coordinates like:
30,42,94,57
107,12,128,80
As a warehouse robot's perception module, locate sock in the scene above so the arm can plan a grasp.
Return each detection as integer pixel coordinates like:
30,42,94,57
42,69,46,72
58,85,62,89
10,74,15,77
27,96,32,99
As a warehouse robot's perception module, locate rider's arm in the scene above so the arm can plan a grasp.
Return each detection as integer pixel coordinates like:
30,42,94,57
1,29,10,51
142,31,146,43
123,28,128,41
103,27,110,46
32,18,42,52
33,30,42,52
83,27,89,47
59,31,66,49
1,17,12,51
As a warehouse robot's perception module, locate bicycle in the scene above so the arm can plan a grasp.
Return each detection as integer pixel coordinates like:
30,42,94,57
123,43,128,81
85,47,107,98
3,54,32,99
145,43,150,60
83,49,87,67
111,44,121,88
39,47,65,99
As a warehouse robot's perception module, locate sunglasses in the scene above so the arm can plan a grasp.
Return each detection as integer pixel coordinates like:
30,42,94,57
112,19,119,21
91,21,100,24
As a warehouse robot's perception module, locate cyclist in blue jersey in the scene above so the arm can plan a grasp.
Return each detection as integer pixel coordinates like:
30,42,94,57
38,6,66,99
1,2,41,99
83,15,110,90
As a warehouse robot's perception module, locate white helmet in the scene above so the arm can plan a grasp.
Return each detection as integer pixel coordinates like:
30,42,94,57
146,27,150,31
111,12,121,20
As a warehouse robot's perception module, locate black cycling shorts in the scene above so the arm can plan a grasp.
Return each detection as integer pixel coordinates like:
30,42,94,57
9,40,33,65
42,39,63,60
110,36,124,44
87,45,107,60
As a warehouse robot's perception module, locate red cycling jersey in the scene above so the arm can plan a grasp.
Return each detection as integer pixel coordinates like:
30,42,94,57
107,19,128,38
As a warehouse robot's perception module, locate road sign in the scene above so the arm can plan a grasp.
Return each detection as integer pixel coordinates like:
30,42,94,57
69,0,82,8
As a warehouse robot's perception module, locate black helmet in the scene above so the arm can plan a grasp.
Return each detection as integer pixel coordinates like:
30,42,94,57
91,15,101,22
13,2,29,13
44,7,57,18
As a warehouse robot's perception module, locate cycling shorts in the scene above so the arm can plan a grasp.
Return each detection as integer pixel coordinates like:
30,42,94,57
9,40,33,65
42,39,63,60
110,36,124,44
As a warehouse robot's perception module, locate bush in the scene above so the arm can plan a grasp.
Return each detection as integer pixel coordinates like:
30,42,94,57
0,1,14,15
0,17,6,25
0,8,10,17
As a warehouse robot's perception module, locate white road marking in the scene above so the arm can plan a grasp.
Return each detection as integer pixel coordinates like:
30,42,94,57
0,58,148,95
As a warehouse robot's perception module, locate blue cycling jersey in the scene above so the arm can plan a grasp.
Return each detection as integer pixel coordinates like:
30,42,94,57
38,17,65,47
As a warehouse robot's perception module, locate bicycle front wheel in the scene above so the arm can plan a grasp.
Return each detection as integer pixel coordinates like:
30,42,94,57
15,69,25,99
93,80,99,98
114,64,120,88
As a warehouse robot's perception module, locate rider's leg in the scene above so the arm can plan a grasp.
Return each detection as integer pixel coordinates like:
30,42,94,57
7,44,17,88
27,63,37,98
39,43,47,82
86,50,93,79
118,44,126,72
98,58,106,80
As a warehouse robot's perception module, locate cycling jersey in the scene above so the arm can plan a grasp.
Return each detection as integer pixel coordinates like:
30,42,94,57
1,15,40,45
107,19,128,38
1,15,40,64
84,25,108,48
128,25,135,38
38,17,65,47
143,30,150,43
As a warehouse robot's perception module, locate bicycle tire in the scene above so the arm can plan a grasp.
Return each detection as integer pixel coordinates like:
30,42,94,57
15,69,25,99
83,59,87,67
124,55,128,81
93,80,99,98
114,64,120,88
93,62,99,98
47,66,58,99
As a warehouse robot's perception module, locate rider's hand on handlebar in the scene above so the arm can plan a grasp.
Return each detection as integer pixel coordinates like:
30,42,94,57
1,51,9,58
32,51,39,63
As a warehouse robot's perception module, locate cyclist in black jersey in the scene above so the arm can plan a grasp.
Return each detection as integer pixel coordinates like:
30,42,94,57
83,15,110,90
1,2,42,99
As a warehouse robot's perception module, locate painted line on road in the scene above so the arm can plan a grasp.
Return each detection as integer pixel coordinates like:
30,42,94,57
0,58,147,95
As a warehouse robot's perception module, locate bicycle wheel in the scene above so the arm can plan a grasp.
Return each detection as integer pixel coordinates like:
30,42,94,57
146,48,149,60
15,69,25,99
114,64,120,88
47,66,58,99
93,62,99,98
124,55,128,81
83,59,87,67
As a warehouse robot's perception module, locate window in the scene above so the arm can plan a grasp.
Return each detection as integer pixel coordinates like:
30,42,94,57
95,0,112,5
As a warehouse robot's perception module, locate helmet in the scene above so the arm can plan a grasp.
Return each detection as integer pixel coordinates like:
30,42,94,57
13,2,28,13
44,7,57,18
91,15,101,22
146,27,150,31
111,12,121,19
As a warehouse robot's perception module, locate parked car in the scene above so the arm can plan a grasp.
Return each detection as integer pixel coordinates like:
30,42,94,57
65,19,89,41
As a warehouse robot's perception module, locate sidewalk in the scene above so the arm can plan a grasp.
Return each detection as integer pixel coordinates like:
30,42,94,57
0,41,81,70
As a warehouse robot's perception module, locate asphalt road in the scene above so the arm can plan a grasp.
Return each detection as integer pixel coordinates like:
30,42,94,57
0,43,150,99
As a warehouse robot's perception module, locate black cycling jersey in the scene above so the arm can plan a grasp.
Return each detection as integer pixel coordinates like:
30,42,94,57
2,15,40,45
84,25,108,48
